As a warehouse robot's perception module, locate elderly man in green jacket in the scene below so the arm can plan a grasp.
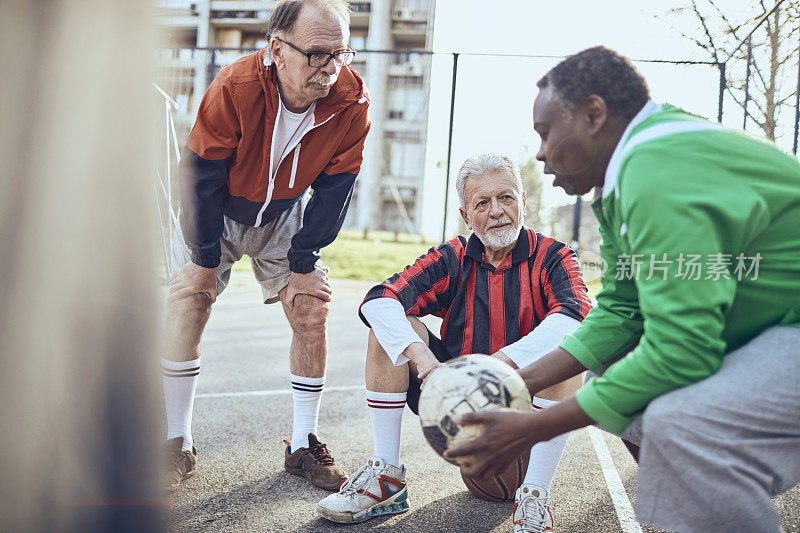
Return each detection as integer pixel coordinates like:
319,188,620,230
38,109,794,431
445,46,800,533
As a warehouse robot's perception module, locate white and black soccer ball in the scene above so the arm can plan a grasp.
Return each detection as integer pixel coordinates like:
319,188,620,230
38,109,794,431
419,354,532,465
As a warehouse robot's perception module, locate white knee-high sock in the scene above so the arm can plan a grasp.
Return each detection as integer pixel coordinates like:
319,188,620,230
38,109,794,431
290,374,325,452
162,358,200,452
523,396,571,489
366,390,406,467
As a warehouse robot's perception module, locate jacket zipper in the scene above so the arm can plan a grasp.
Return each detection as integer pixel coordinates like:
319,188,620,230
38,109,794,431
254,112,336,226
289,143,300,189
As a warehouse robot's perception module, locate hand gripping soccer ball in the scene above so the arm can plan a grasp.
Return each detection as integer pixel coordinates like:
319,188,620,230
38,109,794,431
418,354,532,465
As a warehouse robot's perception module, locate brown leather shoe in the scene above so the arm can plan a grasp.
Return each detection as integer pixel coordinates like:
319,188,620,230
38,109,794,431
164,437,197,491
284,433,347,490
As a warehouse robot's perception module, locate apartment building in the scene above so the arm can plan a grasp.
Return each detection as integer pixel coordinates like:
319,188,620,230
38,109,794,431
155,0,436,234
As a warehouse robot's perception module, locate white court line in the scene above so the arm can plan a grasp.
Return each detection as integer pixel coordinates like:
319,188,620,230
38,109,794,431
196,384,364,399
588,426,643,533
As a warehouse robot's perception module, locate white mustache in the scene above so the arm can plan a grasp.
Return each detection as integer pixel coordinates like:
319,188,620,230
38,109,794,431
309,72,337,86
487,218,512,229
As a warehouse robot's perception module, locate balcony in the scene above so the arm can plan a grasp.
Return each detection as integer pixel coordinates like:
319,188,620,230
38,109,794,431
388,61,424,77
350,1,371,28
391,21,427,47
391,0,428,22
385,117,425,132
156,48,201,69
156,1,200,29
210,0,271,28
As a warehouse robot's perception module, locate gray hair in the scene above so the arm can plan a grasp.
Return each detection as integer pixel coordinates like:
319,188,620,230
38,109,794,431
266,0,350,41
536,46,649,120
456,154,523,207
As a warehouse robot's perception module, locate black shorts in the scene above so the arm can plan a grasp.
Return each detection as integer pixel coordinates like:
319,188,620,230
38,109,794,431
406,327,457,415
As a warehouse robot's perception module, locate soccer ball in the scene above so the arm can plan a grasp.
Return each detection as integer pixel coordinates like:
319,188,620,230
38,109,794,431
419,354,532,465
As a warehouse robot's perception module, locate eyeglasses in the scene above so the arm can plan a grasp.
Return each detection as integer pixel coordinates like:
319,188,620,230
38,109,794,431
275,37,356,67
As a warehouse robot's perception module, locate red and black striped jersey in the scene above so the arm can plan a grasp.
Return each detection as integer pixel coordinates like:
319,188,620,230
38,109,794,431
359,227,592,356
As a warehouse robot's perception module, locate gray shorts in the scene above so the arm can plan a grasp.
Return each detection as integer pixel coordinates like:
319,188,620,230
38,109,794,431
636,326,800,531
171,194,314,304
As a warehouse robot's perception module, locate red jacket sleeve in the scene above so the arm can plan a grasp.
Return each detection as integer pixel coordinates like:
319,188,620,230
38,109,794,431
539,242,592,321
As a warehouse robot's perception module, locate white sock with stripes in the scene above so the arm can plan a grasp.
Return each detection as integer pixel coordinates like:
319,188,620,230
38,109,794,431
523,396,570,489
290,374,325,453
162,358,200,452
366,390,406,467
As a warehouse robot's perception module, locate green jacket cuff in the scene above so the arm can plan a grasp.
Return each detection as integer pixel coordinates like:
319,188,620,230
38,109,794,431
575,381,636,435
559,334,603,374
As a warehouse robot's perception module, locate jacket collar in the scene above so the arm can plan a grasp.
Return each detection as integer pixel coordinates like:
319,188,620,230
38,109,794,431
257,48,367,124
465,226,537,269
602,100,660,199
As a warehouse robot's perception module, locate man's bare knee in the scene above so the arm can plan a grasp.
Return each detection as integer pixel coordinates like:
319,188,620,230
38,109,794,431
365,329,410,392
366,316,429,361
165,293,211,360
367,329,397,366
367,328,382,355
287,294,329,334
169,292,212,326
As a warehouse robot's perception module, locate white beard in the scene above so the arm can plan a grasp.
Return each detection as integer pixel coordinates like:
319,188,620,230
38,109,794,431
475,220,521,250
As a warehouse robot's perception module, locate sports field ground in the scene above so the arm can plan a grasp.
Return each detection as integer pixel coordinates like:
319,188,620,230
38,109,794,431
166,272,800,532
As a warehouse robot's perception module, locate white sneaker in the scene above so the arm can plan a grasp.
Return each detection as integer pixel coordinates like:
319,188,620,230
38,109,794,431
317,456,410,523
512,484,554,532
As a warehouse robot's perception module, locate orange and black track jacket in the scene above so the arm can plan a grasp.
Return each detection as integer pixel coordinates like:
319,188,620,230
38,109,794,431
179,49,371,272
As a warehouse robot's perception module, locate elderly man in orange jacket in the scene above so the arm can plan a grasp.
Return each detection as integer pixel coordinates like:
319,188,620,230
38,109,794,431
162,0,370,492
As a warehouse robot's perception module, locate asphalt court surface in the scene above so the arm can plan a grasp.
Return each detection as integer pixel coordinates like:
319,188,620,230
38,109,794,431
167,271,800,532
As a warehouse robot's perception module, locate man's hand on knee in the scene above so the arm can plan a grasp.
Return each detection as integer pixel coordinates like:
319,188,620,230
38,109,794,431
169,262,217,304
404,343,441,386
284,293,329,335
284,268,332,310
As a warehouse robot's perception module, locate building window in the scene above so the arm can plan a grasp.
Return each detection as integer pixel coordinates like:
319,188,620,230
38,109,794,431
351,2,371,13
388,110,404,119
388,75,423,89
385,130,421,142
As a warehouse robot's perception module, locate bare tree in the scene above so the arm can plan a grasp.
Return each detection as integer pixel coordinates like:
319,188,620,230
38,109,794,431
668,0,800,140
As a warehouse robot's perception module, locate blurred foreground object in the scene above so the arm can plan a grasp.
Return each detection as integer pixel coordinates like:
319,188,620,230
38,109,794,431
0,1,163,531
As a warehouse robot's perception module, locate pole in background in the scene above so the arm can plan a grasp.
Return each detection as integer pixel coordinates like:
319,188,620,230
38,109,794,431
717,62,726,123
570,197,582,252
442,52,459,244
743,37,752,130
793,24,800,155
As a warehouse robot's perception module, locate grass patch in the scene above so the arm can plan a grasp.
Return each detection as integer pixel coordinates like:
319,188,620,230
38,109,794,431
232,229,436,283
586,279,602,299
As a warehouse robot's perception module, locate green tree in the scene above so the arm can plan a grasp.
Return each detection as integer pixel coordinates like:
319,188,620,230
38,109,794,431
519,156,543,230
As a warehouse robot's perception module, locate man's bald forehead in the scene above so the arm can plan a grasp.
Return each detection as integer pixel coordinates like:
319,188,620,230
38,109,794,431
296,1,346,26
267,0,350,39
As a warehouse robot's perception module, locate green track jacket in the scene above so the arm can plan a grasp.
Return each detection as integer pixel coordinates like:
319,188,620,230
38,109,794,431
561,102,800,433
